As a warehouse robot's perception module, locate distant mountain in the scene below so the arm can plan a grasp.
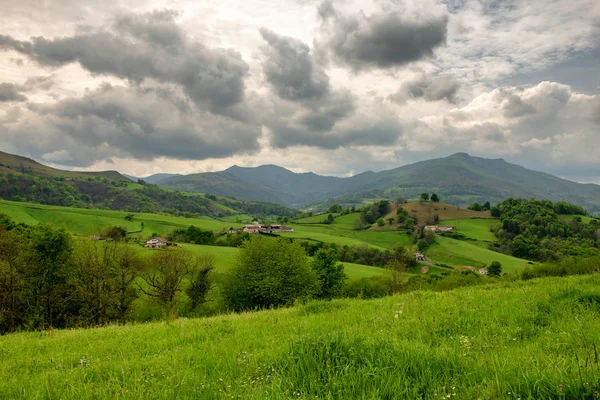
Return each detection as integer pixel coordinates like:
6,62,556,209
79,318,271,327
124,173,181,185
158,153,600,213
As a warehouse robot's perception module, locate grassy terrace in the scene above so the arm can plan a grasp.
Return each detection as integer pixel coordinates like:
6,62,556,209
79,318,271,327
1,275,599,399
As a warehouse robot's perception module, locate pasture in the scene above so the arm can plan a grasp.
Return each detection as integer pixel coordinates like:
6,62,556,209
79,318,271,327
1,275,599,399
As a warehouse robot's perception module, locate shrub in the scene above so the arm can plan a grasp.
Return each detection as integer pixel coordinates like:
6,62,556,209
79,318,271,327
221,236,317,311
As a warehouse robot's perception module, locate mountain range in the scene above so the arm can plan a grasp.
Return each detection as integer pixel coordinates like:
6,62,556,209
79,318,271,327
3,150,599,214
147,153,600,213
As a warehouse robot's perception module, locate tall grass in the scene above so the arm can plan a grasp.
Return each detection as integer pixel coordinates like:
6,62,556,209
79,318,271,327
1,275,600,399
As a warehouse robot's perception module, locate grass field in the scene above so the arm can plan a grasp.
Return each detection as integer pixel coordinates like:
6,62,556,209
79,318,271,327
442,218,499,241
1,274,599,399
0,199,533,275
387,201,492,226
426,237,531,272
560,214,597,224
0,200,240,237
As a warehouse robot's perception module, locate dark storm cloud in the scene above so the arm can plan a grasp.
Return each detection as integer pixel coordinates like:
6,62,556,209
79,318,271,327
1,84,262,167
268,116,402,149
390,75,460,103
259,28,330,101
0,11,249,115
0,83,28,102
317,1,448,70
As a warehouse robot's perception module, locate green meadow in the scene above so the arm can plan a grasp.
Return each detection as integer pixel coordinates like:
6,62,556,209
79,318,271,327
1,275,599,399
0,199,533,274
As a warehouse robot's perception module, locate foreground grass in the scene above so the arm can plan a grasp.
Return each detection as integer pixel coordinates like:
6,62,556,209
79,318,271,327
1,275,599,399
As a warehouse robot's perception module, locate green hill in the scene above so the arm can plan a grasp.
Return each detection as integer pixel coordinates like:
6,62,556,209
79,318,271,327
158,153,600,213
1,274,599,399
0,152,299,219
0,150,131,181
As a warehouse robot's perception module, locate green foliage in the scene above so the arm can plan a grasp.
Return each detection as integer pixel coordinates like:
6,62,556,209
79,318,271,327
140,250,200,312
412,227,437,251
490,198,599,262
488,261,502,276
376,218,385,227
311,249,347,300
171,225,215,245
343,276,391,299
222,237,317,311
420,193,429,201
431,193,439,202
185,254,215,311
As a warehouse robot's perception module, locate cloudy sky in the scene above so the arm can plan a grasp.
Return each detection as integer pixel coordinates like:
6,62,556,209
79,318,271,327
0,0,598,182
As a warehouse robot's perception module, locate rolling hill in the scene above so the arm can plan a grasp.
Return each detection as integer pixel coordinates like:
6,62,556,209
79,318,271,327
158,153,600,213
0,151,131,182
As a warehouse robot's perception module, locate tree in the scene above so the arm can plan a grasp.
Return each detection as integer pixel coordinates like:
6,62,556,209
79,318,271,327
431,194,440,202
483,201,491,211
221,237,316,311
387,246,415,293
377,218,385,227
404,218,416,230
490,206,501,218
387,217,395,225
0,228,24,332
468,202,483,211
311,249,346,299
420,193,429,202
103,225,127,241
69,240,144,325
140,250,198,313
325,214,335,224
186,254,214,311
20,223,73,330
488,261,502,277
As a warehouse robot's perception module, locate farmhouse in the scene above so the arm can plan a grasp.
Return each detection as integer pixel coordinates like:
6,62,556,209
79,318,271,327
479,268,489,275
144,237,170,249
242,222,294,234
415,252,426,261
425,225,455,232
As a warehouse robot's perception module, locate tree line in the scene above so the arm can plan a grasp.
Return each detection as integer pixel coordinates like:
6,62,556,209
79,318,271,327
0,215,213,334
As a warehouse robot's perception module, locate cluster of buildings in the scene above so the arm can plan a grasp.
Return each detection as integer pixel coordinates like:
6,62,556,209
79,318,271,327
424,225,455,232
144,237,174,249
241,221,294,234
459,265,489,275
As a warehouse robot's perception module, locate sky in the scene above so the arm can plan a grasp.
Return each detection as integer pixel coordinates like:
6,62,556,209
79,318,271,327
0,0,598,182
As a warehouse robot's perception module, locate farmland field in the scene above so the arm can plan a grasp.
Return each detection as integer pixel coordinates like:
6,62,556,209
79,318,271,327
442,218,498,241
1,275,599,399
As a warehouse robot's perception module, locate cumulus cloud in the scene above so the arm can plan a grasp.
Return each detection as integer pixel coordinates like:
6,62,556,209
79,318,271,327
316,1,448,70
0,11,250,115
259,28,330,101
0,84,262,167
390,74,460,103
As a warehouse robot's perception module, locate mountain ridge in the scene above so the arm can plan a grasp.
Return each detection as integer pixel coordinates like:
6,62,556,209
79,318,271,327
158,153,600,213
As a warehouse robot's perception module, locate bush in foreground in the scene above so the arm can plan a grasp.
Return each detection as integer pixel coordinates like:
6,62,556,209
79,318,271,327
221,236,317,311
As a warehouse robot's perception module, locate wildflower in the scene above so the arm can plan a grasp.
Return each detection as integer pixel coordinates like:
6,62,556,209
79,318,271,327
558,384,563,389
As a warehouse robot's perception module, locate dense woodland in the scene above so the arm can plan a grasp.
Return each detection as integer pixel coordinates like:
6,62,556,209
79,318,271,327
489,198,599,261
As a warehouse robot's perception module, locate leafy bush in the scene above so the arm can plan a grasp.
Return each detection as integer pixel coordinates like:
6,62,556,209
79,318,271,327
221,236,317,311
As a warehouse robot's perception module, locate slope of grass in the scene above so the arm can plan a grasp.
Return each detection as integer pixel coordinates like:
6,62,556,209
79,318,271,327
0,151,130,181
2,275,599,399
395,201,492,225
0,200,239,236
426,237,531,272
442,218,499,241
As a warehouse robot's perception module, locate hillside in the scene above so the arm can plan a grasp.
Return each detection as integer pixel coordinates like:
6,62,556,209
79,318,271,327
157,153,600,213
123,173,181,184
2,275,599,399
0,152,299,219
0,151,131,182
